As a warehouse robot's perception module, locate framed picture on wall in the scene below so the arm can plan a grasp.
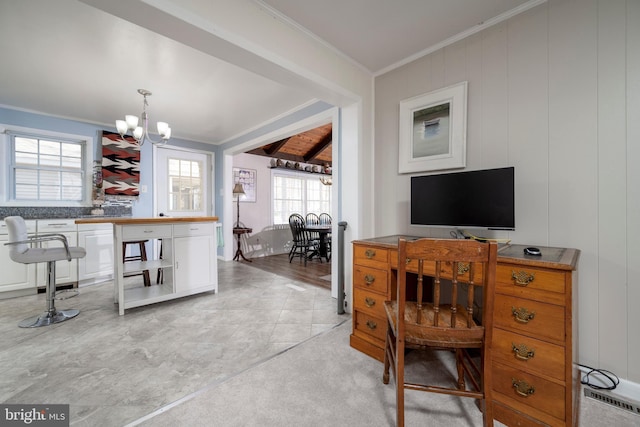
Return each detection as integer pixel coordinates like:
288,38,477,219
398,81,467,173
233,167,257,202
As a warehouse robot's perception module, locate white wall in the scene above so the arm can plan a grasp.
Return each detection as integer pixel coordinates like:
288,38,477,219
232,153,291,257
374,0,640,384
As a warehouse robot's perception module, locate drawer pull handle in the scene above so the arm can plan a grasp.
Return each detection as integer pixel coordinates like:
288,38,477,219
512,270,535,286
364,297,376,308
365,320,377,330
511,306,535,323
512,378,535,397
144,230,153,233
364,274,375,286
512,343,535,360
364,249,376,259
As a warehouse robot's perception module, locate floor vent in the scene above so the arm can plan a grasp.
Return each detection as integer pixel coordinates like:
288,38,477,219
584,388,640,416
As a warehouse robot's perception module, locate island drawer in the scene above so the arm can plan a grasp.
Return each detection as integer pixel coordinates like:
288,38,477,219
122,224,172,240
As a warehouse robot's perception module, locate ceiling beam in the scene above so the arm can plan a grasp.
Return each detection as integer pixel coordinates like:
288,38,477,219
304,133,332,163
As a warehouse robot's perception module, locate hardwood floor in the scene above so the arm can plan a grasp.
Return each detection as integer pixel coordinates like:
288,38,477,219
240,253,331,289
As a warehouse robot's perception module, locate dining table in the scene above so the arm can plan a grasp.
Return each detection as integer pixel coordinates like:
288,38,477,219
304,224,332,262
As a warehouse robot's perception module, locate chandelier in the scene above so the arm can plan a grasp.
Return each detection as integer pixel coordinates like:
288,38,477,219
116,89,171,146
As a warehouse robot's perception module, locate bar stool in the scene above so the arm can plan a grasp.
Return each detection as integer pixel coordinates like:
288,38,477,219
123,240,151,287
4,216,86,328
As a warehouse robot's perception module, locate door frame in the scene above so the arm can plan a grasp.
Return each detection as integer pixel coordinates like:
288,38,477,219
152,145,215,217
222,107,339,296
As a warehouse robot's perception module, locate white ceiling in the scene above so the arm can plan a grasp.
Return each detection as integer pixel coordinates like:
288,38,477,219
0,0,538,145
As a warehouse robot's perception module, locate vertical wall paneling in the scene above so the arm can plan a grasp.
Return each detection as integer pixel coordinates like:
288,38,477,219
596,0,628,377
626,0,640,384
507,6,550,245
480,23,509,169
443,40,467,87
374,0,640,382
430,49,446,90
547,0,600,366
465,33,483,168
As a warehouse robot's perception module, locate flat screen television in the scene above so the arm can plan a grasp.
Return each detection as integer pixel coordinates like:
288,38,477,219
411,167,515,230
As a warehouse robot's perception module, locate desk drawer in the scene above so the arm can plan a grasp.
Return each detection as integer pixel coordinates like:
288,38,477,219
353,288,386,318
354,245,389,269
493,361,566,421
494,294,565,344
122,225,172,240
353,265,388,295
354,311,386,343
497,264,566,305
493,328,565,381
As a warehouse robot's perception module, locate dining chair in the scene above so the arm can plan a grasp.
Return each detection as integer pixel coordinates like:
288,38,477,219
318,213,332,225
4,216,86,328
288,214,316,266
383,237,498,426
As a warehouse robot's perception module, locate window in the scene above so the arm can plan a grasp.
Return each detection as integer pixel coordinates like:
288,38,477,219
272,170,331,224
168,158,202,212
10,134,85,202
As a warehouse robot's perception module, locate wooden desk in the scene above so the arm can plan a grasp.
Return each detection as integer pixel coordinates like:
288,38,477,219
351,235,580,426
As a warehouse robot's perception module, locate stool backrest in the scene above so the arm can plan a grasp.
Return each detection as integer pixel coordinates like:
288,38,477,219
4,216,29,260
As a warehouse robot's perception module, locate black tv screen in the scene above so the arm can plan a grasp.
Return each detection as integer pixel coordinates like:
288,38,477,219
411,167,515,230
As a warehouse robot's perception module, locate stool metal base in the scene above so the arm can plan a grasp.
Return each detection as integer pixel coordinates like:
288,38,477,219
18,309,80,328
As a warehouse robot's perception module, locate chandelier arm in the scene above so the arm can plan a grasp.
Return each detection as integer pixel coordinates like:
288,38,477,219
116,89,171,146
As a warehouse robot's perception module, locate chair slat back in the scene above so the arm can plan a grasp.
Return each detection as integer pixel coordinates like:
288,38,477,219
305,213,319,226
288,214,305,241
318,213,332,225
397,238,497,335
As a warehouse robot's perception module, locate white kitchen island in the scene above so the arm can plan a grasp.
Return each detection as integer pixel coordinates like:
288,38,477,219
75,216,218,315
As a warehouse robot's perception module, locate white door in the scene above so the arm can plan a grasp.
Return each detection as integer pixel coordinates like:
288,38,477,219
155,147,212,217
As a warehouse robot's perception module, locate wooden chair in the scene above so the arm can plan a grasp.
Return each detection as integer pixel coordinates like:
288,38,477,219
318,213,332,225
288,214,316,266
383,238,497,426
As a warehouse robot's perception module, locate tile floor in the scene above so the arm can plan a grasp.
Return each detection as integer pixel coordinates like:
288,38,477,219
0,259,347,426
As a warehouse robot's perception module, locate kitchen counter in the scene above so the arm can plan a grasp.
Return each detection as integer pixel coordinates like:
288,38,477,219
75,216,219,225
77,216,219,314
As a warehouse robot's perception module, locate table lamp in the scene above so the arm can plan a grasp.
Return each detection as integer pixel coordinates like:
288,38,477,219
233,183,245,227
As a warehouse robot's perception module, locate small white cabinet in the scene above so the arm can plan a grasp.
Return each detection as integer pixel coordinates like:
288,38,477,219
78,222,114,285
0,219,37,295
174,223,216,293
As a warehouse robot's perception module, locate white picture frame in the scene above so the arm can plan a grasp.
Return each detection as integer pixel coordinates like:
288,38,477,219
398,81,467,173
233,167,256,203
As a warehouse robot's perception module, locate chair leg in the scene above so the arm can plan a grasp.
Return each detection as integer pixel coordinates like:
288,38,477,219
383,326,391,384
456,348,466,390
18,261,79,328
396,335,405,427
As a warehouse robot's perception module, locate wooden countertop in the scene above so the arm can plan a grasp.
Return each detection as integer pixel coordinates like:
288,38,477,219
75,216,219,225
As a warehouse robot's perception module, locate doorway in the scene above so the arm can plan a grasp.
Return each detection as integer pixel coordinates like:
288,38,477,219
154,146,213,217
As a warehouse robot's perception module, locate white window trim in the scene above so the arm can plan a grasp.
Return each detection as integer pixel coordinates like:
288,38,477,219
270,167,331,225
0,124,94,207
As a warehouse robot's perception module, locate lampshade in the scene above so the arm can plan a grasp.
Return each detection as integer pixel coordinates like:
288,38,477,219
233,183,245,195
